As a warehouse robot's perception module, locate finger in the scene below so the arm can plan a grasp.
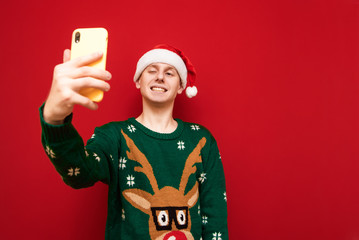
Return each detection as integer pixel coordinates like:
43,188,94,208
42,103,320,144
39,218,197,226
71,77,111,92
71,93,99,110
71,51,104,67
71,66,112,81
63,49,71,63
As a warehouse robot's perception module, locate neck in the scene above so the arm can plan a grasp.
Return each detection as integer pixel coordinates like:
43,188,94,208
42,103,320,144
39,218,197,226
136,98,177,133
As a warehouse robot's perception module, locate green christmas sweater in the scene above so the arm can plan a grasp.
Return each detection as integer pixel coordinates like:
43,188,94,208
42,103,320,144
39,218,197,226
40,106,228,240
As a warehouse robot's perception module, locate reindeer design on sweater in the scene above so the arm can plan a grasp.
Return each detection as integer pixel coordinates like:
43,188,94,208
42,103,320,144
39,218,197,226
121,130,206,240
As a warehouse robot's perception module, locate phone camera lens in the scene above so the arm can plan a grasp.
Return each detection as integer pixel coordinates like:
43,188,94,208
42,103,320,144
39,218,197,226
75,32,80,43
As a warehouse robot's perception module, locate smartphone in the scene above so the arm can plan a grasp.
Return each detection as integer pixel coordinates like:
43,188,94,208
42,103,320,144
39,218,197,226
70,27,108,102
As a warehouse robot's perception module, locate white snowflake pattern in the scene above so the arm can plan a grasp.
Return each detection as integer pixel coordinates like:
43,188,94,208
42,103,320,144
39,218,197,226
177,141,185,150
199,172,207,184
128,125,136,133
45,145,56,159
191,125,200,131
84,148,89,157
68,167,80,176
202,215,208,224
119,157,127,170
110,155,114,161
93,153,101,162
126,175,135,187
122,209,125,220
224,192,227,202
198,205,201,215
91,134,96,139
219,153,221,160
212,232,222,240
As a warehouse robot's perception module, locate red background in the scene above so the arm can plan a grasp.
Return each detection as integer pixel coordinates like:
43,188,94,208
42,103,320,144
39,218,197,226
0,0,358,239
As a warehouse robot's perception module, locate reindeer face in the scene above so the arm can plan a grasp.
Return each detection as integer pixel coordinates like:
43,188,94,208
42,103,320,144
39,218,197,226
121,130,206,240
123,185,199,240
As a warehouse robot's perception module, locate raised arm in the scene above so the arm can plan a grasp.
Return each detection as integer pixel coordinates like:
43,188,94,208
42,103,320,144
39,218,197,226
40,50,114,188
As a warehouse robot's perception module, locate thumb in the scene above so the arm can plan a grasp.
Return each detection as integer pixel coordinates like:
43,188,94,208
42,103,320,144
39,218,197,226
63,49,71,63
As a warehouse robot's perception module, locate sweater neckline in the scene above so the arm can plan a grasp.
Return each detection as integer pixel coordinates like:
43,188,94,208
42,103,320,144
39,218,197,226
128,117,184,140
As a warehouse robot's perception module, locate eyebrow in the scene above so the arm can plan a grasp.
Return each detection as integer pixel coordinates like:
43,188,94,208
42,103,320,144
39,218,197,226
148,63,176,71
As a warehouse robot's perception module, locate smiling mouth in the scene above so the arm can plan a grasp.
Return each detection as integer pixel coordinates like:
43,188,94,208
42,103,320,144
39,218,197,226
151,87,167,92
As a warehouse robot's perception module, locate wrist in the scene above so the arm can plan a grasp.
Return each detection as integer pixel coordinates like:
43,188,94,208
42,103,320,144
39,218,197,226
43,104,65,125
44,117,64,125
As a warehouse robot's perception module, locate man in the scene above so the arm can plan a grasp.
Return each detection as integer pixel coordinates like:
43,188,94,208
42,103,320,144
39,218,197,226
40,44,228,240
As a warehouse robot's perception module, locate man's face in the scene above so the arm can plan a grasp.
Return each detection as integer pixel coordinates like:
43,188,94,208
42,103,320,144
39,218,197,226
136,63,184,105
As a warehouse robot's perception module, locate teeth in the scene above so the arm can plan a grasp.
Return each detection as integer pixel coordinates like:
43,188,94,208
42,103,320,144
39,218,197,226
152,87,166,92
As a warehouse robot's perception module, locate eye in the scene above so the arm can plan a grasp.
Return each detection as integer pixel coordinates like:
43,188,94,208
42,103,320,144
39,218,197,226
177,210,186,225
165,72,173,76
147,68,157,74
157,211,169,226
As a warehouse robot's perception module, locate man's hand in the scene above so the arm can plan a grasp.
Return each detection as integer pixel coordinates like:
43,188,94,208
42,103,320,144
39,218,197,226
43,49,112,125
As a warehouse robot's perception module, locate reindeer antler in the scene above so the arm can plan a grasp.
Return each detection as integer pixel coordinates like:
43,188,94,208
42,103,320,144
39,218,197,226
121,130,159,194
179,137,207,193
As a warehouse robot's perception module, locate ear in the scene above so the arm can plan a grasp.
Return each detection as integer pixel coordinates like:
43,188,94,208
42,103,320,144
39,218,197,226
177,86,184,94
185,182,199,208
135,79,141,89
176,77,184,94
123,189,153,214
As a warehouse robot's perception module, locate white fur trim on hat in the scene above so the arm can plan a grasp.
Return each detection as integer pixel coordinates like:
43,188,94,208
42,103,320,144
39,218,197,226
133,49,188,89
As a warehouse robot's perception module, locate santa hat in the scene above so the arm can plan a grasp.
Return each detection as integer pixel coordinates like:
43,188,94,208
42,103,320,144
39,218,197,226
133,44,198,98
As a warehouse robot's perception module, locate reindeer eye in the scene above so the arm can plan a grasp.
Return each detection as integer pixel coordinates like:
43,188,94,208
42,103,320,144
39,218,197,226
157,210,169,226
177,210,186,225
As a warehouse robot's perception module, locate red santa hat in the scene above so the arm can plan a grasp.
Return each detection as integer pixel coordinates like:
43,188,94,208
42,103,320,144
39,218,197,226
133,44,198,98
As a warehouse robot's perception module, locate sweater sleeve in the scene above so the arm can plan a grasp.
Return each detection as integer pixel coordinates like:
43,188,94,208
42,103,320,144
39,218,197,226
200,136,229,240
40,104,114,189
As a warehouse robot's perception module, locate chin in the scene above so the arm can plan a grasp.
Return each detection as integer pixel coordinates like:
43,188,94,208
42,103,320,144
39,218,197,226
150,98,175,106
144,94,177,105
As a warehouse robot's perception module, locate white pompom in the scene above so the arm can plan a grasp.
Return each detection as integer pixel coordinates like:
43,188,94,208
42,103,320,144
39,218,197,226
185,86,198,98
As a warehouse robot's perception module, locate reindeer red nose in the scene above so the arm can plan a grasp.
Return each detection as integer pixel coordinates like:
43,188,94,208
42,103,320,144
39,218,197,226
164,231,187,240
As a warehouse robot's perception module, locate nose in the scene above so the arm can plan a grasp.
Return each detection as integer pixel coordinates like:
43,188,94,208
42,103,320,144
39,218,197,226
156,71,164,81
163,231,187,240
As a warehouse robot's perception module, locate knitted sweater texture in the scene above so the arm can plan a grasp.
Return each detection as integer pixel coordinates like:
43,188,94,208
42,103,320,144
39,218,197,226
40,107,228,240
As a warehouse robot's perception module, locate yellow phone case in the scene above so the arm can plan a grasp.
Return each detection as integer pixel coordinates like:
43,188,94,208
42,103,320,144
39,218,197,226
70,28,108,102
